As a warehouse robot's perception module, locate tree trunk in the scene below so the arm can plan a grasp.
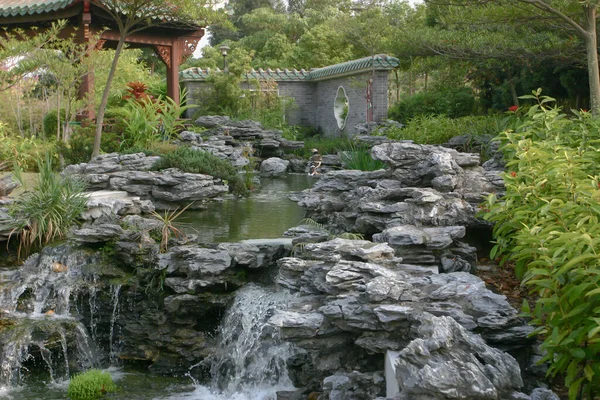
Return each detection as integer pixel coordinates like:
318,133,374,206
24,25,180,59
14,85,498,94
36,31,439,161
394,69,400,103
584,6,600,114
92,36,126,159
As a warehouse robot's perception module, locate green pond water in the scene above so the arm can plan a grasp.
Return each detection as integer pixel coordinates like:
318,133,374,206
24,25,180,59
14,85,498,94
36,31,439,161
179,174,313,243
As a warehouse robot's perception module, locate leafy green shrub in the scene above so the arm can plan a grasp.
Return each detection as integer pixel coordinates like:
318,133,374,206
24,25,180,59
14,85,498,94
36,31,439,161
339,142,385,171
9,155,87,259
57,125,122,165
154,146,249,197
388,87,476,122
113,91,194,151
385,115,504,145
0,132,57,171
67,369,117,400
482,91,600,399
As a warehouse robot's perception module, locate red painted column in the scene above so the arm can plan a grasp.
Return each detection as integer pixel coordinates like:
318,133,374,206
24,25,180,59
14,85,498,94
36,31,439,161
166,39,180,105
78,3,95,121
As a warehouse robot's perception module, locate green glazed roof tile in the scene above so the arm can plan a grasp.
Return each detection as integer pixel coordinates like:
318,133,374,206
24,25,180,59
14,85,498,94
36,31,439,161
0,0,76,17
180,54,399,82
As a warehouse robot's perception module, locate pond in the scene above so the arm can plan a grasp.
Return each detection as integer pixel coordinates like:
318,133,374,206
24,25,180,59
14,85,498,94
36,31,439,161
179,174,313,243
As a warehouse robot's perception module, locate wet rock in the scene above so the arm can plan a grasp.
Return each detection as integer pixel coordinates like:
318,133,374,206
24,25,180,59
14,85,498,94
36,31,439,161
260,157,290,177
268,310,324,338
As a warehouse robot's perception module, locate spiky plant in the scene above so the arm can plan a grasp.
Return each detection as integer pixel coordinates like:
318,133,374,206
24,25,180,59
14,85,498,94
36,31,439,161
9,155,87,260
150,202,194,252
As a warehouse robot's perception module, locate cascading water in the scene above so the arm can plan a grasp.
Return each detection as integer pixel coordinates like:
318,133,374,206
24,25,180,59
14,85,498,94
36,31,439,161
108,284,122,365
0,246,99,389
174,283,298,400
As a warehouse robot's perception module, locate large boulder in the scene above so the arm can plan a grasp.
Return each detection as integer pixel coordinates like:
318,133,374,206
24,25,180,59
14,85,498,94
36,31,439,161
260,157,290,177
392,313,523,399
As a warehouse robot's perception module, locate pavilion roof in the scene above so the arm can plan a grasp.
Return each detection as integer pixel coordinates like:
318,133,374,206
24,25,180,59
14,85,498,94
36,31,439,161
0,0,76,17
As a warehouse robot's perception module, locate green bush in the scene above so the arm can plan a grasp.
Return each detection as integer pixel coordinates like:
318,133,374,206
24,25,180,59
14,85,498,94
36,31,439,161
154,146,249,197
42,109,66,140
67,369,117,400
385,115,505,145
0,132,57,171
388,87,476,123
482,91,600,399
57,125,122,165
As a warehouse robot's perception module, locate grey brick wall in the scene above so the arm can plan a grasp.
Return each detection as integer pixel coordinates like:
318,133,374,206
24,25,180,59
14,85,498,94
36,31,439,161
182,69,390,136
278,81,317,127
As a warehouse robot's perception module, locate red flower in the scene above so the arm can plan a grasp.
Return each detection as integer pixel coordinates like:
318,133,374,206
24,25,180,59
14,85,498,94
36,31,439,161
508,105,519,112
510,171,517,177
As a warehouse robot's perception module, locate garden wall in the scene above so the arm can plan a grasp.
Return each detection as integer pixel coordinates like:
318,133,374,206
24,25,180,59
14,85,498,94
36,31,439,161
180,55,398,136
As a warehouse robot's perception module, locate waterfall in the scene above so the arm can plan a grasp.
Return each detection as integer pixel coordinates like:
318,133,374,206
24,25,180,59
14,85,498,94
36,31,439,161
175,284,297,400
108,284,122,365
0,247,99,389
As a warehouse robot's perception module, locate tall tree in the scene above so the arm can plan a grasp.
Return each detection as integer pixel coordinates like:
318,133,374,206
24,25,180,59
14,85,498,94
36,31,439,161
91,0,222,159
418,0,600,112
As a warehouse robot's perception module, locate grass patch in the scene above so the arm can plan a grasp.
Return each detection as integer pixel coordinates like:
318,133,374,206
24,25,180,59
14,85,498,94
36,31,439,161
154,146,249,197
385,115,505,145
67,369,117,400
338,142,386,171
292,136,355,158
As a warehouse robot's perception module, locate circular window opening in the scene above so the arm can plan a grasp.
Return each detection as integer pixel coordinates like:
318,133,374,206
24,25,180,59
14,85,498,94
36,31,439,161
334,86,349,130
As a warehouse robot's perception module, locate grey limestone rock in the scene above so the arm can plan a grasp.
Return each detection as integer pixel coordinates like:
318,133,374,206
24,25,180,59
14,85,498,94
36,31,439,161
71,224,124,243
393,313,523,399
194,115,231,128
260,157,290,177
64,154,229,210
322,371,385,400
218,241,287,269
0,174,19,197
158,246,232,278
268,310,324,338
